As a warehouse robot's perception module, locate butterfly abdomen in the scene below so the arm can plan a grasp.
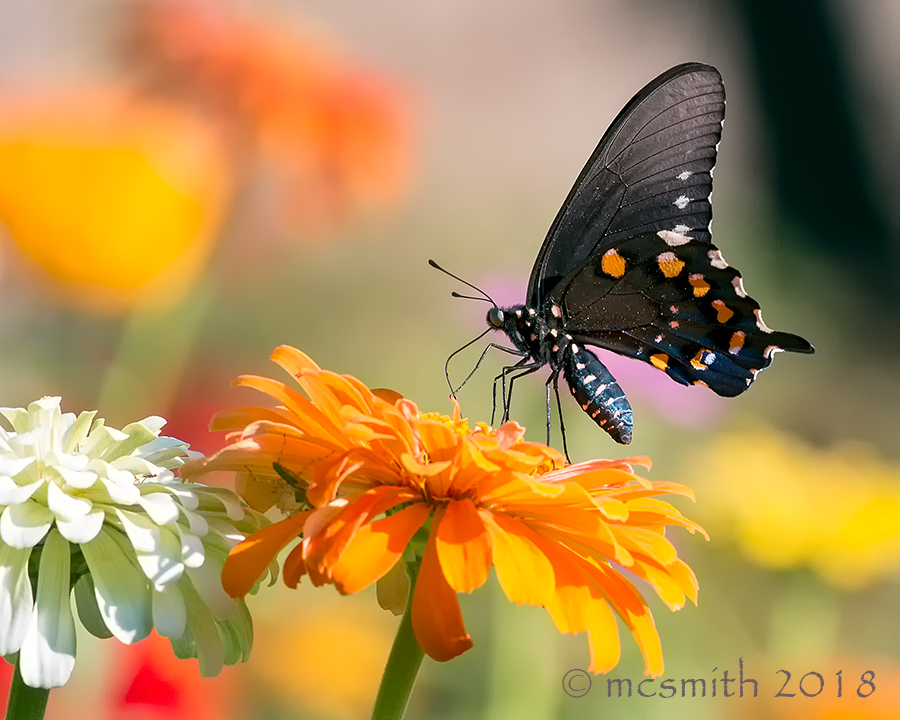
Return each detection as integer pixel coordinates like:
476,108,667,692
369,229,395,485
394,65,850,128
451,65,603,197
562,343,633,444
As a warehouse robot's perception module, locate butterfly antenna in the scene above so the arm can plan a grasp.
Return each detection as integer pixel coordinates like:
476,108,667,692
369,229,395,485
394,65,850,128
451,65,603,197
451,291,493,303
428,259,497,306
444,327,493,398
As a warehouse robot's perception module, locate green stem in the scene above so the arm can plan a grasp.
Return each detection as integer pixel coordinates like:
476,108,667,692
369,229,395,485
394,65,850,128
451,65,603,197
5,659,50,720
371,569,425,720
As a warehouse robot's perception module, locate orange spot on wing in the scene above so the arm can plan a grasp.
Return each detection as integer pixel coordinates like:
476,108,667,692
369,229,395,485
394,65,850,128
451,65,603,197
688,273,710,298
712,299,734,323
650,354,669,371
601,249,626,278
657,252,685,278
729,331,746,354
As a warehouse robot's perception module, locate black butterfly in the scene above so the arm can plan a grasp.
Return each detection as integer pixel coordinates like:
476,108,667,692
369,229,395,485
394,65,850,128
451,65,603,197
436,62,813,448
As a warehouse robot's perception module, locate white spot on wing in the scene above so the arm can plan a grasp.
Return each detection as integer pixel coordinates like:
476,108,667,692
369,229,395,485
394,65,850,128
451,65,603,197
677,170,692,181
674,224,692,235
583,374,596,384
708,249,728,270
764,346,784,359
754,309,774,333
657,230,691,246
732,277,747,298
673,195,691,210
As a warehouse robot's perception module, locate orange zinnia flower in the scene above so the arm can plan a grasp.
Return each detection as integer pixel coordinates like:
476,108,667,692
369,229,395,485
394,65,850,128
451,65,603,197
182,346,705,677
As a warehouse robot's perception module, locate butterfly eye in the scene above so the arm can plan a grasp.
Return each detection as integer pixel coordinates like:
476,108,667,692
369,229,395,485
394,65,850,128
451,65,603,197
487,308,505,328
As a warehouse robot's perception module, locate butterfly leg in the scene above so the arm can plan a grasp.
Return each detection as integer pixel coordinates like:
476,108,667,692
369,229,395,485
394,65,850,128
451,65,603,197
452,343,525,398
492,360,542,424
545,372,571,461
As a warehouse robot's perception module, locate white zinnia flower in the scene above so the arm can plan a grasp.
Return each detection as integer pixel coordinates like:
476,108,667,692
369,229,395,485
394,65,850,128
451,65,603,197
0,396,268,688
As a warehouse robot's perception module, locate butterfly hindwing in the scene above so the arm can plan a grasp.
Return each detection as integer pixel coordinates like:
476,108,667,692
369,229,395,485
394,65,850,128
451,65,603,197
527,63,726,308
556,230,814,397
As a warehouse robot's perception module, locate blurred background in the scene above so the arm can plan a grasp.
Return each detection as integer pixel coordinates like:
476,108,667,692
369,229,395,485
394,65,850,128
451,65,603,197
1,0,899,718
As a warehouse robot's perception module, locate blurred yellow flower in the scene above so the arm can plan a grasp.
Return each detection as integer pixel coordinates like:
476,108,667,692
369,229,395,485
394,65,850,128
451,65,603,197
0,90,231,313
251,602,393,720
691,426,900,589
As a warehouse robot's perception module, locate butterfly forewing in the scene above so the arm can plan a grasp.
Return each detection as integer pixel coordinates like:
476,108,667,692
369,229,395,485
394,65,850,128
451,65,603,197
527,63,725,308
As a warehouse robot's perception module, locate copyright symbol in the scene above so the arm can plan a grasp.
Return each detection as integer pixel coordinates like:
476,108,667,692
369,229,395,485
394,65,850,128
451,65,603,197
562,669,591,698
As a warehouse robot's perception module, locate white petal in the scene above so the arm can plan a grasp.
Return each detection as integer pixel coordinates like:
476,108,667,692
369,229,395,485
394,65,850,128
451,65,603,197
0,502,53,549
43,451,88,472
80,528,152,644
179,529,205,569
116,511,184,586
202,488,245,521
152,584,187,639
60,410,96,454
140,529,184,587
0,544,34,654
95,464,141,504
56,510,105,544
46,482,92,521
181,508,209,537
164,485,199,511
0,457,35,478
186,559,235,621
137,492,180,526
81,425,128,461
73,575,111,639
116,509,161,554
207,518,247,549
0,477,44,506
0,406,30,433
7,427,43,456
133,416,167,434
110,456,157,477
51,466,98,490
180,580,225,678
19,531,76,688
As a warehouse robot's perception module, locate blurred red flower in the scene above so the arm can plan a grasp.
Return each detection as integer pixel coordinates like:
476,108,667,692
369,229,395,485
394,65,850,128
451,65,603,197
107,633,241,720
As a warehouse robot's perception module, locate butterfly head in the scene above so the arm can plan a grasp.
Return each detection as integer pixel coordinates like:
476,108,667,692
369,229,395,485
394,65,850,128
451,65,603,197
486,307,505,329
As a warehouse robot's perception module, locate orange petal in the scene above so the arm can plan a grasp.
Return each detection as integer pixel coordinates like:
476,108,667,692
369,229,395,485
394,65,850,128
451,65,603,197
305,486,419,572
283,542,307,589
480,510,554,607
270,345,320,375
434,500,491,593
234,374,346,446
411,525,473,662
222,512,308,597
585,596,621,675
330,503,431,594
372,387,404,404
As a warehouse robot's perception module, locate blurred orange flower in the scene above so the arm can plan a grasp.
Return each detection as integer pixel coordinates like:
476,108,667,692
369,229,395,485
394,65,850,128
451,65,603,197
129,0,413,233
183,346,705,677
0,90,230,313
746,658,898,720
